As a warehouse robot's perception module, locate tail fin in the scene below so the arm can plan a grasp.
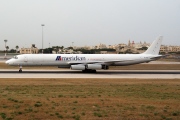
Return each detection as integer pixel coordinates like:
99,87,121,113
142,36,163,55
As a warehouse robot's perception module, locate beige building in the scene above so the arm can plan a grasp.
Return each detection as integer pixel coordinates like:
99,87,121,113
134,42,150,49
20,44,39,54
73,46,91,50
160,45,180,53
96,43,107,49
168,46,180,52
160,45,168,53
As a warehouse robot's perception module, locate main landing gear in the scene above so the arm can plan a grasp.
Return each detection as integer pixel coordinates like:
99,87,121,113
82,69,96,73
19,66,22,73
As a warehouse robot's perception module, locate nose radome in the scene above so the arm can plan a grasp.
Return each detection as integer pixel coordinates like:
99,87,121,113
5,60,10,64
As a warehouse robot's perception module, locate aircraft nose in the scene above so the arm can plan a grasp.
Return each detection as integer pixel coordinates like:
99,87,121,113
5,60,9,64
5,59,11,65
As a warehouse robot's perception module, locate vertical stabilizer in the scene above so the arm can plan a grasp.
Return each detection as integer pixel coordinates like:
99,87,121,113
143,36,163,55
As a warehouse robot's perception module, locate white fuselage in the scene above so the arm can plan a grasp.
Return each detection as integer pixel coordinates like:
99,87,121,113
6,54,160,67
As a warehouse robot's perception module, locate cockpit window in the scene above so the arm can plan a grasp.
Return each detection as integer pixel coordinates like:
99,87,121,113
13,56,18,59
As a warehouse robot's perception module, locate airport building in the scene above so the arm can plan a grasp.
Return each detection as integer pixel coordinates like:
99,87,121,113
20,44,39,54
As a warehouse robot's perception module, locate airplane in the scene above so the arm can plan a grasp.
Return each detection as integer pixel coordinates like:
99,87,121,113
5,36,163,73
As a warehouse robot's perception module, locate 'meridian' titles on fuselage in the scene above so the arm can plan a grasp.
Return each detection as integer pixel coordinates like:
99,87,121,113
56,56,86,61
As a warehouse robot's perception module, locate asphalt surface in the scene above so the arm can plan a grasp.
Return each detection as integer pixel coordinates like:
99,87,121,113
0,70,179,78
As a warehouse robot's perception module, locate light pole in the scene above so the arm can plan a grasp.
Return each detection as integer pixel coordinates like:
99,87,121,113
72,42,74,48
4,39,7,59
41,24,45,54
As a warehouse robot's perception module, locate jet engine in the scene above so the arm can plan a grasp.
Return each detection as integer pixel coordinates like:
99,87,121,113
87,64,102,69
71,65,86,70
70,64,109,70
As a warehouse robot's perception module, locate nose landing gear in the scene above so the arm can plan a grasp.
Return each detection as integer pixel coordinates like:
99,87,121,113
19,66,22,73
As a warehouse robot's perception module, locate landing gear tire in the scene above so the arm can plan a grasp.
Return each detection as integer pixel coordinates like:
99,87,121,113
92,70,96,73
19,69,22,73
19,65,22,73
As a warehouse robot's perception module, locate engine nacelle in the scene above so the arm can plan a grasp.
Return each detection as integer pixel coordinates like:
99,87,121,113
71,65,86,70
87,64,102,70
70,64,109,70
87,64,109,70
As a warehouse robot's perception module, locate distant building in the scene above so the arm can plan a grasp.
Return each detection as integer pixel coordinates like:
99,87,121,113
20,44,38,54
134,41,150,49
160,45,180,53
160,45,168,53
94,51,117,54
50,40,180,54
96,43,107,49
73,46,91,50
168,46,180,52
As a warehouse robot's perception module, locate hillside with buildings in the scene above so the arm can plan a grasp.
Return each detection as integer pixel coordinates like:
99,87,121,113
1,40,180,55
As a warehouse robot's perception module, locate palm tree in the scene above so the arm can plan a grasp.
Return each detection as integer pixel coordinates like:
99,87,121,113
59,46,64,52
15,45,19,53
55,46,60,54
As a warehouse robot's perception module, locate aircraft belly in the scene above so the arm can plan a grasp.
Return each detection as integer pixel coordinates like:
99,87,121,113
114,59,150,66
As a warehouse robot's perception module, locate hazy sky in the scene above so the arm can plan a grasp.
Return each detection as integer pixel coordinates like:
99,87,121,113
0,0,180,50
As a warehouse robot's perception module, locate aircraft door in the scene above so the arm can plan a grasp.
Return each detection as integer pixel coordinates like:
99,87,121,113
24,56,28,62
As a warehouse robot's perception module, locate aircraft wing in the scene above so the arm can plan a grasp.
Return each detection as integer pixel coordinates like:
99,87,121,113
67,55,164,65
67,60,134,65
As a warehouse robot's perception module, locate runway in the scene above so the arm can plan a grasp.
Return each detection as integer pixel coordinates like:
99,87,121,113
0,69,180,79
